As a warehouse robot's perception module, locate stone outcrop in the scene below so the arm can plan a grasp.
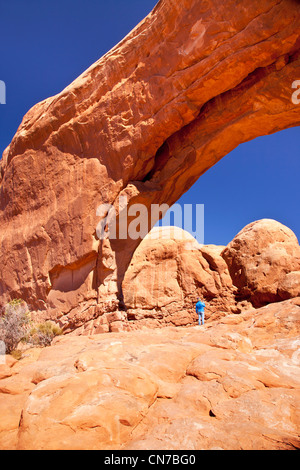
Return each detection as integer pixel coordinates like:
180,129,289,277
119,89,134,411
120,220,300,331
0,297,299,450
222,219,300,307
26,219,299,334
0,0,300,323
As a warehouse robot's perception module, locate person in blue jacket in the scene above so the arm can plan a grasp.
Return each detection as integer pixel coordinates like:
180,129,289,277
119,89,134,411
195,298,205,326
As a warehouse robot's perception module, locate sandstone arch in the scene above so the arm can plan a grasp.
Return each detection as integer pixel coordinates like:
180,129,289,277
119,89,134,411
0,0,299,327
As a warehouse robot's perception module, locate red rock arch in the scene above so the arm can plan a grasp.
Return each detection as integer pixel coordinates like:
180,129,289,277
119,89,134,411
0,0,299,327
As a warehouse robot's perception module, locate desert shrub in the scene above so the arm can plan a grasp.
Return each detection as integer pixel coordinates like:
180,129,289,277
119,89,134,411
26,321,63,347
0,300,63,354
0,300,31,354
10,349,23,360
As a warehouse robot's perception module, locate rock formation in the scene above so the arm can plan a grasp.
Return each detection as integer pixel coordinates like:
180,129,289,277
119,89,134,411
0,297,299,450
123,226,238,328
0,1,299,451
0,0,300,325
51,220,298,334
121,220,300,330
223,219,300,307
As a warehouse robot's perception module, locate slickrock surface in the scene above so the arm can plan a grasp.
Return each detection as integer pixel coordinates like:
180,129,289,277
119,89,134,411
0,0,300,325
0,297,299,450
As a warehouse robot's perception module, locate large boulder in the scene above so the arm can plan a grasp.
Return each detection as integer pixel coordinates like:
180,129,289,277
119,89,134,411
122,220,300,329
222,219,300,307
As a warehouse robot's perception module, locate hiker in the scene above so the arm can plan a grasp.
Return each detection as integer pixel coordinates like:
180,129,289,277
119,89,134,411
195,298,205,326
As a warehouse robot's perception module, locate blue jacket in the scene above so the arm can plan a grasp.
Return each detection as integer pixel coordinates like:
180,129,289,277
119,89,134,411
196,300,205,313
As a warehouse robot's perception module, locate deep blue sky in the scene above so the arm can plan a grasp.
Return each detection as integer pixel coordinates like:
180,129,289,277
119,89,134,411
0,0,299,246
